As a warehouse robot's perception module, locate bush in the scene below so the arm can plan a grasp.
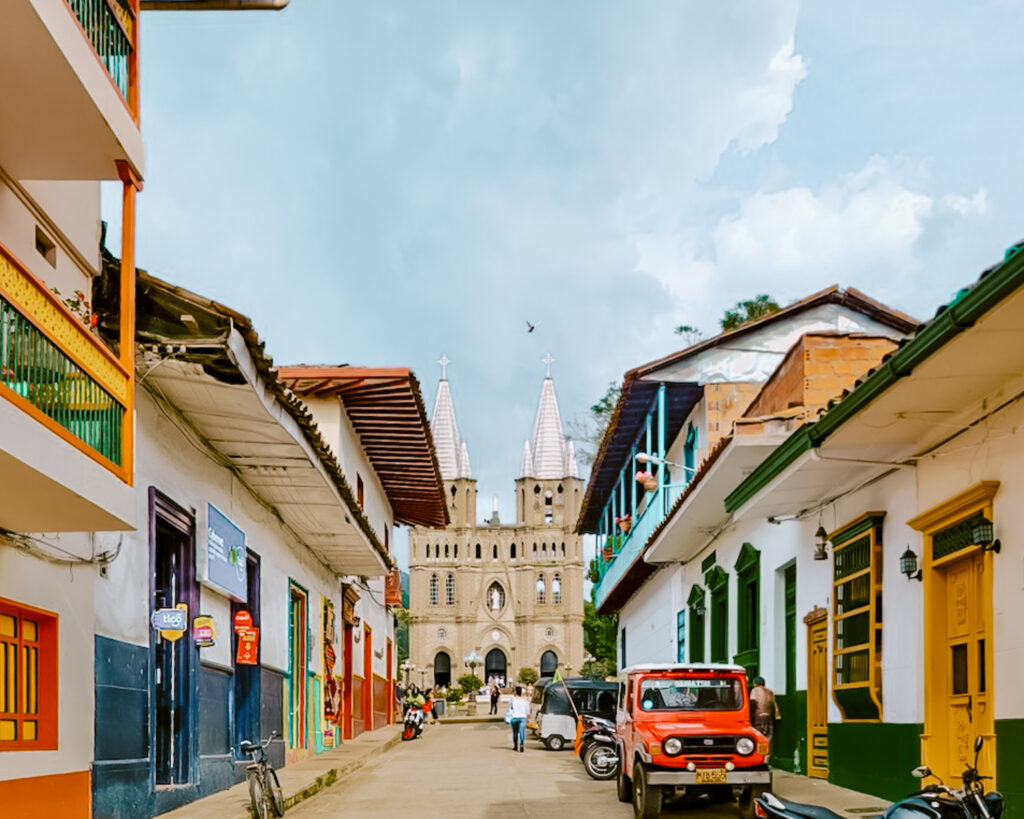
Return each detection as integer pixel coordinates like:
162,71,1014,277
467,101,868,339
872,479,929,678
518,667,539,685
445,688,463,704
457,674,483,697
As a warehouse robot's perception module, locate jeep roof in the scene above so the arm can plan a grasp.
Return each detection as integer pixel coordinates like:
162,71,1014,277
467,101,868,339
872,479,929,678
618,663,746,678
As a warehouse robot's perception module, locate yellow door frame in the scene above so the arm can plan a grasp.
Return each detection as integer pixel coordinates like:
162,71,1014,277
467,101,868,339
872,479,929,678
908,481,998,787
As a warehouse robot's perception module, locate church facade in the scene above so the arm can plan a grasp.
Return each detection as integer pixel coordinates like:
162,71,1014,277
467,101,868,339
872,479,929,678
408,362,585,689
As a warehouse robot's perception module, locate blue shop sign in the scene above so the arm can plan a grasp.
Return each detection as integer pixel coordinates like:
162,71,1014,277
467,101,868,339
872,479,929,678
207,504,247,601
151,608,187,631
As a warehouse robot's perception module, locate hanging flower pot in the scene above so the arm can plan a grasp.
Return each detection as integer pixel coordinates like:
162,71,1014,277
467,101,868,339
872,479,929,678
602,546,613,561
635,470,658,492
615,514,632,534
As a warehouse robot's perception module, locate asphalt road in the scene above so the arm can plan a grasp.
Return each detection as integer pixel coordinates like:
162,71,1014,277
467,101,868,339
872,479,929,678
288,720,747,819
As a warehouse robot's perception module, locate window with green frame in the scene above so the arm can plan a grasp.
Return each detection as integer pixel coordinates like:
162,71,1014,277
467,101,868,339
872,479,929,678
707,566,729,664
831,513,884,721
676,609,686,662
733,543,760,679
687,585,705,663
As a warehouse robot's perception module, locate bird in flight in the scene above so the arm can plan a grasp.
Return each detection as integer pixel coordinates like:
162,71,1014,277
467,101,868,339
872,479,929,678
526,320,539,333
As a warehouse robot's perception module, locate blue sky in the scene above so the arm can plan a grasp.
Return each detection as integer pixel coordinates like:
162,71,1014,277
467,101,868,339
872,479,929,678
108,1,1024,559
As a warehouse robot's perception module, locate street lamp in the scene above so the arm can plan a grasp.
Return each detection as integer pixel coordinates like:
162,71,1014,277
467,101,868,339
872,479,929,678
400,660,415,686
900,546,922,581
635,452,696,476
971,515,1001,554
813,526,829,561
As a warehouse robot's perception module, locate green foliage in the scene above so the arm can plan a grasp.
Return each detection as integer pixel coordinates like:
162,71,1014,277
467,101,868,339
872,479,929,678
445,688,463,704
673,324,702,346
581,658,613,680
721,295,781,332
518,667,539,685
584,601,618,668
457,674,483,697
590,381,621,421
394,607,409,665
586,557,601,584
567,381,622,466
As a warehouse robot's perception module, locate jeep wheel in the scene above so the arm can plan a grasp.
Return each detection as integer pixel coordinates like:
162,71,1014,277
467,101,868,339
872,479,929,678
737,785,766,819
616,760,632,803
632,762,663,819
545,734,565,751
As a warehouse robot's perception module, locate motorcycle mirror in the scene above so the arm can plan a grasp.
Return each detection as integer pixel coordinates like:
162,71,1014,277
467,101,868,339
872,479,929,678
911,766,932,779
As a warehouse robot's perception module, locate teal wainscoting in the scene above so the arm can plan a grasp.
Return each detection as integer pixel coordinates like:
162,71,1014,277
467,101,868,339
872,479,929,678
771,691,807,774
827,723,922,801
996,718,1024,817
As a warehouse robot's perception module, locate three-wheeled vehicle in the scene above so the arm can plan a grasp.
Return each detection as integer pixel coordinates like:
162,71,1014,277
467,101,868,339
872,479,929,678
533,677,617,750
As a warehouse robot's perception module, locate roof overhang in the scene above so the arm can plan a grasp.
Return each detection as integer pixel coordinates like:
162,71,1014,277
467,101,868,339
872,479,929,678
727,247,1024,521
130,272,390,577
278,367,448,529
645,433,791,563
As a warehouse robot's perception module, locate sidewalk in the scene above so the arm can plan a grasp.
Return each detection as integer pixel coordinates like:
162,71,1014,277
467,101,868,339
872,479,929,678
773,771,891,818
161,724,402,819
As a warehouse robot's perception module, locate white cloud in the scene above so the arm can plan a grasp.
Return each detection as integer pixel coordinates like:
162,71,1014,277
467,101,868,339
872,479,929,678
734,39,808,153
943,189,988,216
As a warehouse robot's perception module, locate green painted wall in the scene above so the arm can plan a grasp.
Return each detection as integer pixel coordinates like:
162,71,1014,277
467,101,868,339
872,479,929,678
997,718,1024,817
771,690,807,774
828,722,921,800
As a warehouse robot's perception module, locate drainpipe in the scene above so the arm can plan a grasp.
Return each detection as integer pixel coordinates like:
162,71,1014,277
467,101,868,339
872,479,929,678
140,0,289,10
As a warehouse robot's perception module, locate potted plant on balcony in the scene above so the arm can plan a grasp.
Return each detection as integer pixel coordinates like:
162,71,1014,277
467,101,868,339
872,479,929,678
615,514,632,534
602,534,622,562
635,470,658,492
586,558,601,584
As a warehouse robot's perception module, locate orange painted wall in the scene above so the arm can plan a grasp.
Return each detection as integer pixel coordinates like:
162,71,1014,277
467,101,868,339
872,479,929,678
0,770,91,817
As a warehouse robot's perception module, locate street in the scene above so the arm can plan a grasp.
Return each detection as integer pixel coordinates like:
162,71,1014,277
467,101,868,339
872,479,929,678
288,721,745,819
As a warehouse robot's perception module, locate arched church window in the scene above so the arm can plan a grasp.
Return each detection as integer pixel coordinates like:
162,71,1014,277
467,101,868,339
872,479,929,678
445,543,449,558
557,484,563,493
552,573,562,604
450,484,457,498
434,544,440,558
446,573,455,605
534,484,541,494
536,574,546,605
454,543,458,559
542,543,547,554
510,543,516,559
487,582,505,612
561,542,565,556
429,574,439,605
475,543,481,560
493,544,498,560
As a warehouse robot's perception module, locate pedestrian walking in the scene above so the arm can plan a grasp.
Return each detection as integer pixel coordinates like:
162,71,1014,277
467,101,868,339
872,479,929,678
749,676,781,739
507,685,530,752
424,687,436,724
489,682,500,715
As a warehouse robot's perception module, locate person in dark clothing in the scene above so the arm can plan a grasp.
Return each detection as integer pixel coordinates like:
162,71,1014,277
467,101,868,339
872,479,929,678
489,683,500,715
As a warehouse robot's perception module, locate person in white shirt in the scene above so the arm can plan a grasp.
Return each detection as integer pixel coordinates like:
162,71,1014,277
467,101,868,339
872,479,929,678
508,686,530,752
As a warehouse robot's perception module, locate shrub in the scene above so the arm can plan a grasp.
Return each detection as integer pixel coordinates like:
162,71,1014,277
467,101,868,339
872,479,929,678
518,667,539,685
457,674,483,697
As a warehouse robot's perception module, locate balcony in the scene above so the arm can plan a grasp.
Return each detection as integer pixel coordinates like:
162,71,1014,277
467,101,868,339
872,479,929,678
0,0,144,180
594,481,687,610
0,239,134,531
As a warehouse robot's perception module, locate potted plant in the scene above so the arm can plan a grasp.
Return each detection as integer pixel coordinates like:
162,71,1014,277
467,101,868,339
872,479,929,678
615,514,632,534
635,470,658,492
586,558,601,584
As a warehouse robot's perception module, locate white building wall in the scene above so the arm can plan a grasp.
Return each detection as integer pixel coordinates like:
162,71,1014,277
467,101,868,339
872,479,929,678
618,564,683,667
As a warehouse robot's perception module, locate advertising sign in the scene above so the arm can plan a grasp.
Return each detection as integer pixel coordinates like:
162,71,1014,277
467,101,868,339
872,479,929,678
236,627,259,666
151,607,187,632
207,505,247,602
193,615,216,648
233,610,253,633
385,569,402,606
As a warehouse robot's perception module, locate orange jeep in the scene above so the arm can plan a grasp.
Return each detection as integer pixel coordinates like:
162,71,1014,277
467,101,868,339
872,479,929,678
615,663,771,818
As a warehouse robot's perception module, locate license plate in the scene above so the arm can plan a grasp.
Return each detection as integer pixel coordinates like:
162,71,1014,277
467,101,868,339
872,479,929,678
695,768,727,785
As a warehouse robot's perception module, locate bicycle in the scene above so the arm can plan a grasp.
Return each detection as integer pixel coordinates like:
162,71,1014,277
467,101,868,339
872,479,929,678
241,731,285,819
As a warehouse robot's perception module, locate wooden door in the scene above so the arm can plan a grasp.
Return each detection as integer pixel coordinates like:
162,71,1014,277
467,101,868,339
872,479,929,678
806,613,829,779
942,552,993,783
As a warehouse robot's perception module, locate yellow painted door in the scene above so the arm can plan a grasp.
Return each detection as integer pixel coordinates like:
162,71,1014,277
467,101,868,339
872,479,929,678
807,617,829,779
942,552,994,784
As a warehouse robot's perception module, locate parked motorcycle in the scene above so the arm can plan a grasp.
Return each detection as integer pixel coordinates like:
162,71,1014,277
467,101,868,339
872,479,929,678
754,736,1003,819
402,704,425,741
574,715,619,780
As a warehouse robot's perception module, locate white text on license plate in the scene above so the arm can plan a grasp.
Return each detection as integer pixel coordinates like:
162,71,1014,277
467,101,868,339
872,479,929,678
695,768,727,785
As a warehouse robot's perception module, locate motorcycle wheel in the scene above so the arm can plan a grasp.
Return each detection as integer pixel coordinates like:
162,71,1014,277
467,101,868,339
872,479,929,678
616,761,632,803
583,742,619,780
632,762,663,819
402,725,415,741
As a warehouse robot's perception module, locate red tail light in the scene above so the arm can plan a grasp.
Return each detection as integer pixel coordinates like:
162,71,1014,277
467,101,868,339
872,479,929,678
754,800,766,818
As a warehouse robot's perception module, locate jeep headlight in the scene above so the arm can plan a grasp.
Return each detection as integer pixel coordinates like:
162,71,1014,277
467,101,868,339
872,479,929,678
736,736,755,756
663,736,682,756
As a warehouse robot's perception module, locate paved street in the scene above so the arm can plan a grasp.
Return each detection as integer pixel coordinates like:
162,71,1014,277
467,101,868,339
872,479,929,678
288,721,746,819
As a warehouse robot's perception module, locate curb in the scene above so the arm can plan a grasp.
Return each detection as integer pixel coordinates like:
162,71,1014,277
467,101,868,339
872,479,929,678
437,715,503,724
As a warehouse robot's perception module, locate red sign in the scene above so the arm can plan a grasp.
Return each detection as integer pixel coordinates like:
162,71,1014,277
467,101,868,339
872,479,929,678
233,610,252,634
236,627,259,665
385,569,402,607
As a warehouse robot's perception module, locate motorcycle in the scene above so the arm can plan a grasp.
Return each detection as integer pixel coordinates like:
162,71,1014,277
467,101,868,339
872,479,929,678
402,704,425,741
574,715,619,780
755,736,1003,819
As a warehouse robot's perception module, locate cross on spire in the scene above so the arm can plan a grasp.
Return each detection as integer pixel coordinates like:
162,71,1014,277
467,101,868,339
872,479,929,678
542,353,555,378
438,353,450,380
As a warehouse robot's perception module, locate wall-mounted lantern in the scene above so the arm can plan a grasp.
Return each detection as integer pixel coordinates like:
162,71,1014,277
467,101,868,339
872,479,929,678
971,515,1001,554
900,546,922,581
813,526,829,561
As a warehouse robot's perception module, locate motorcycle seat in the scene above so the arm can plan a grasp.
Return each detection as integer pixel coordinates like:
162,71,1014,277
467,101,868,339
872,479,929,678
770,797,847,819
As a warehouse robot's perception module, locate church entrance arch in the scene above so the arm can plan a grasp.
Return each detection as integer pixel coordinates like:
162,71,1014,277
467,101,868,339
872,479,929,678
540,650,558,678
485,648,507,686
434,651,451,688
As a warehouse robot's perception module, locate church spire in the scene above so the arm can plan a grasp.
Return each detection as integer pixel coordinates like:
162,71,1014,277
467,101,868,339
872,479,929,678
430,354,471,480
522,354,571,480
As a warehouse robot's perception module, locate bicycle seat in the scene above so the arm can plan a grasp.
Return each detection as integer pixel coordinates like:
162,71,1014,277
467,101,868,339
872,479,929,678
239,741,259,753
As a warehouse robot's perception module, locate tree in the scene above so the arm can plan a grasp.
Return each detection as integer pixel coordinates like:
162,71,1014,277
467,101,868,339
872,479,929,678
394,607,409,665
673,324,703,346
584,601,618,669
581,658,613,680
720,295,781,331
518,667,539,685
567,381,622,466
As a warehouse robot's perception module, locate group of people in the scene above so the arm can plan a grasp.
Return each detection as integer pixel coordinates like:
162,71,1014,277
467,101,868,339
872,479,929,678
398,683,440,724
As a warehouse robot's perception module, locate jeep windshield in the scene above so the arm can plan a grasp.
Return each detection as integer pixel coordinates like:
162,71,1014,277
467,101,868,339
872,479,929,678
637,677,743,711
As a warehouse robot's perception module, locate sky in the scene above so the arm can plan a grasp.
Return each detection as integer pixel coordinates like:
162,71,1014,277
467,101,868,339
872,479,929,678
106,1,1024,564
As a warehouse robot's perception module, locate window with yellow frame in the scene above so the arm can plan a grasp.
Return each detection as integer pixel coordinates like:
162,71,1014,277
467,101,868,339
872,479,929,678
831,513,884,722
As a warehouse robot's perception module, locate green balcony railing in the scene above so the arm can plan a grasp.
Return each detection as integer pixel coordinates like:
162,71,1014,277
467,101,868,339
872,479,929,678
1,297,124,466
66,0,134,100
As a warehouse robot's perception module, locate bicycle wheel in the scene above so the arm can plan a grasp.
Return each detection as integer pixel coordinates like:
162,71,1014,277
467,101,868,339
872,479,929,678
267,766,285,817
248,773,268,819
